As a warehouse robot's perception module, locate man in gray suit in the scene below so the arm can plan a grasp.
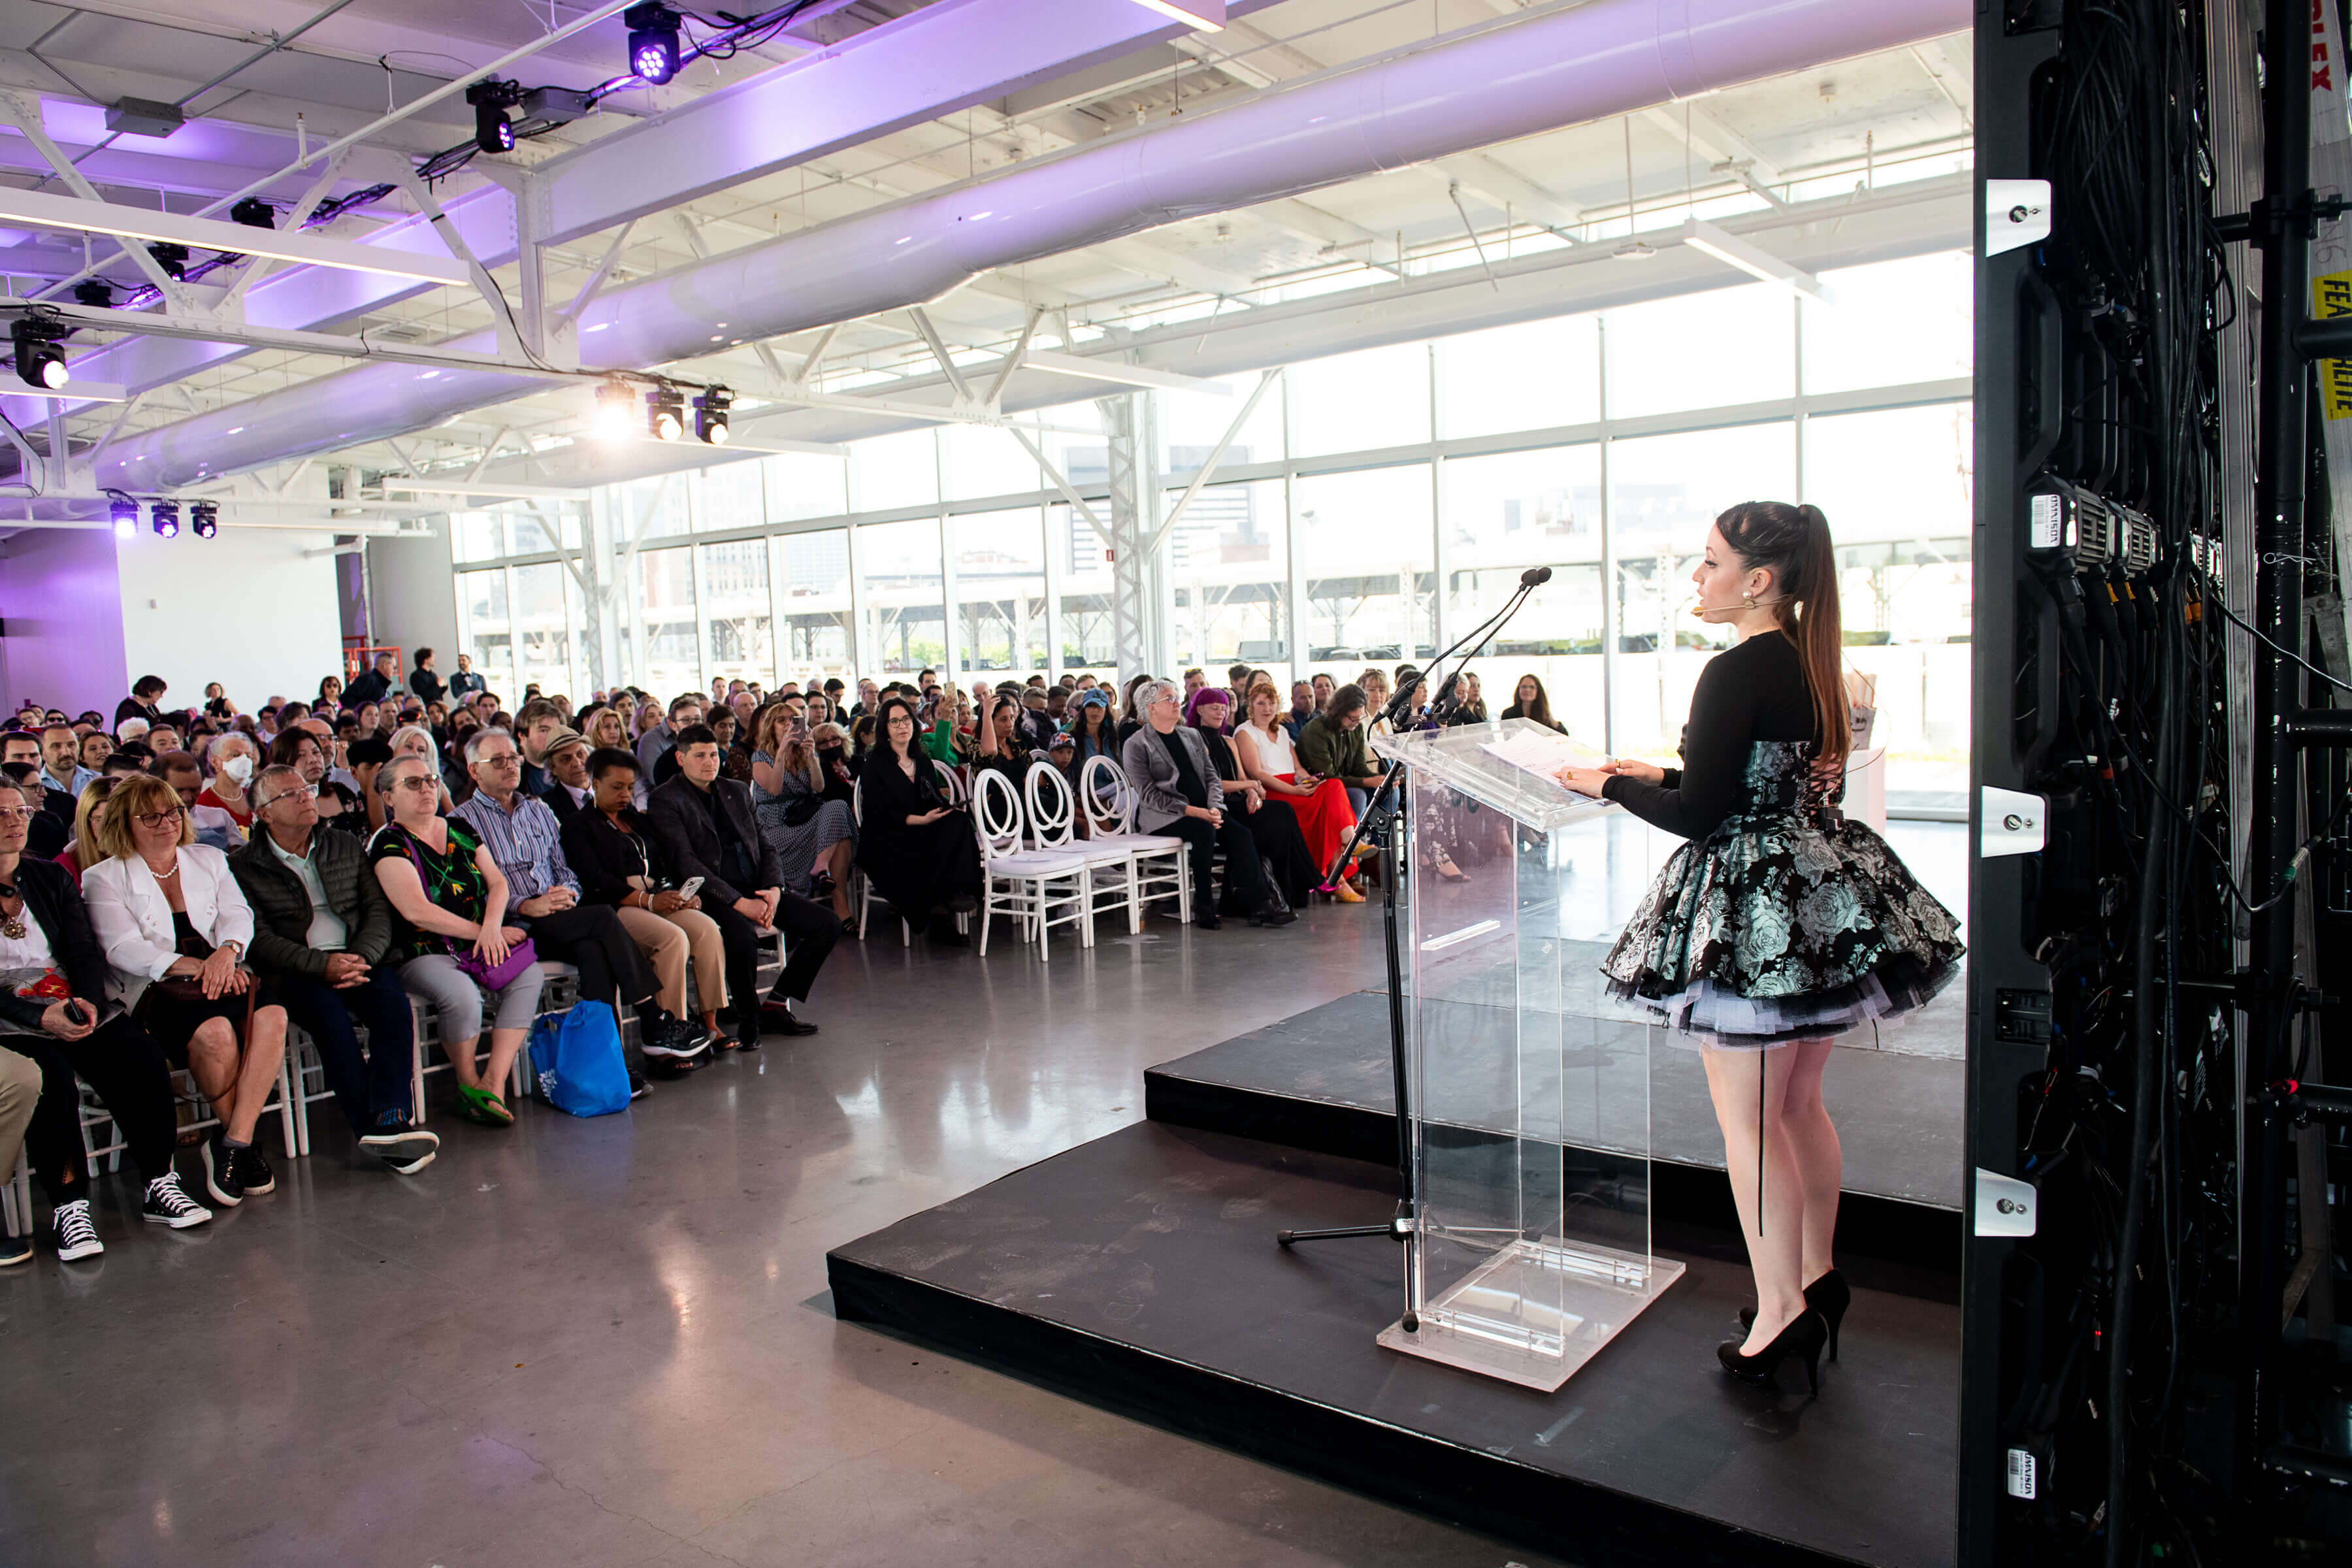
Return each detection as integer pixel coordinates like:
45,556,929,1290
1119,678,1294,932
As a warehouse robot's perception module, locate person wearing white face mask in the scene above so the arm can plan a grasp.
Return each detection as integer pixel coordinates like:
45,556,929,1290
194,733,259,843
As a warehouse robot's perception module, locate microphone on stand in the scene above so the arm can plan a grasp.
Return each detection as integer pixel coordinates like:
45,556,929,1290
1520,565,1553,587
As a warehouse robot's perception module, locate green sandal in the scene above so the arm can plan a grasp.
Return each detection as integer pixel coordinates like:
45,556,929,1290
456,1085,513,1126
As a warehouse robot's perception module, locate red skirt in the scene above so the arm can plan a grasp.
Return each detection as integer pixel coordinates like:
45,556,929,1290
1279,772,1357,872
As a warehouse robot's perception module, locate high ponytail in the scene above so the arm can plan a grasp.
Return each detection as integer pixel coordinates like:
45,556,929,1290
1715,500,1850,764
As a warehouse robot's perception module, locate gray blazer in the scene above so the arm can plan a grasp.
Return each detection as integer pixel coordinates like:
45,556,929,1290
1120,724,1222,832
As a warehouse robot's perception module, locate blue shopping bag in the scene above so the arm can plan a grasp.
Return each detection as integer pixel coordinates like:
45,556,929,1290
527,1001,632,1118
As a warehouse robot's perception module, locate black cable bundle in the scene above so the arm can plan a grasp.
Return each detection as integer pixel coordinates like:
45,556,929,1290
2010,1,2237,1561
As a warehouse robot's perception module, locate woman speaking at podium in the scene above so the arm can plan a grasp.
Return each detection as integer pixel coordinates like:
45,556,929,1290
1554,500,1963,1392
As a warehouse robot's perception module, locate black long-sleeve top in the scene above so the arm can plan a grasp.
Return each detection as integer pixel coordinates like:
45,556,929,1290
561,806,678,907
1601,630,1819,840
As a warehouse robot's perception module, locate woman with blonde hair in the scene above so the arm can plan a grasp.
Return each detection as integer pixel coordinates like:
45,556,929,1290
751,701,857,923
84,772,291,1207
56,777,118,885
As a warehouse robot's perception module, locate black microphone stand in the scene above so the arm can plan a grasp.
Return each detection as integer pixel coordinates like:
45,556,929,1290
1277,572,1549,1335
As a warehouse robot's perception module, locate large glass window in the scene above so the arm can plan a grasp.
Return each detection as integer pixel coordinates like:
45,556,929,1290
636,547,700,698
1607,423,1795,755
453,512,504,563
1804,403,1974,794
942,424,1040,502
1288,343,1431,459
513,563,571,699
849,429,938,514
1438,316,1601,438
1802,253,1974,395
624,475,692,543
953,508,1049,683
1169,480,1289,681
700,540,774,687
859,517,945,677
776,529,853,672
764,452,849,521
1296,464,1435,672
1443,447,1607,742
699,461,764,533
1605,284,1793,419
1158,372,1284,480
1054,503,1115,675
457,569,514,698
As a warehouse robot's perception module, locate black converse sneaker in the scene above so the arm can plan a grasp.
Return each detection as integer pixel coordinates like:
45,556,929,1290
50,1198,104,1260
235,1144,276,1196
357,1116,440,1175
201,1132,243,1207
141,1173,212,1229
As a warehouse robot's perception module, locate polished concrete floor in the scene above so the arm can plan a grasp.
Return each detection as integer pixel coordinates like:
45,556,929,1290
2,823,1966,1568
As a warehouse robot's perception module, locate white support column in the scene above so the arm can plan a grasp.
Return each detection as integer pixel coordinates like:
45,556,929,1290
766,531,792,685
1041,486,1064,683
1284,471,1306,678
845,519,872,681
1597,319,1617,754
938,508,961,686
1100,392,1162,681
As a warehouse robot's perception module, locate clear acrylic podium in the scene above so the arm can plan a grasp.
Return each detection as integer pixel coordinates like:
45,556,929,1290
1367,717,1684,1391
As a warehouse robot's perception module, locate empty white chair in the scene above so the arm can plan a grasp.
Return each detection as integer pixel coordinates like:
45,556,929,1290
972,768,1092,959
1076,753,1189,924
1025,760,1145,935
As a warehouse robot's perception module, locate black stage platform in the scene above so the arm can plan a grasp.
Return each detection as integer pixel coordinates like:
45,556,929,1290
1144,989,1963,1270
830,1120,1959,1568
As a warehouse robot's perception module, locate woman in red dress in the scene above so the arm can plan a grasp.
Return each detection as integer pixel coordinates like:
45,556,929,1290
1232,679,1364,898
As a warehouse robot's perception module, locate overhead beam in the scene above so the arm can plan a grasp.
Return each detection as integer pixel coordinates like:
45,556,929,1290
1678,218,1825,299
0,181,474,286
1094,237,1260,299
1432,154,1583,233
1021,349,1235,396
1642,103,1789,208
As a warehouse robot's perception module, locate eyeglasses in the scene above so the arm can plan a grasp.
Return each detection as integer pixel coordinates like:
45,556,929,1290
394,777,440,794
255,784,321,809
480,752,521,766
133,807,186,828
0,806,34,823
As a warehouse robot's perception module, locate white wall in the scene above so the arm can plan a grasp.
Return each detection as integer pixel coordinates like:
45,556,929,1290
0,527,129,717
365,517,461,675
114,527,344,714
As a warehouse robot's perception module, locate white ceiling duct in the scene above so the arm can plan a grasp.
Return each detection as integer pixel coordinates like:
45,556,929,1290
95,0,1968,494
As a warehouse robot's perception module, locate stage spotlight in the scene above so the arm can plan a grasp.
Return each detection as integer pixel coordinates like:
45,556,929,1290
647,385,685,442
625,4,682,84
148,242,190,281
150,501,180,539
466,79,520,154
693,387,732,445
190,500,219,538
229,197,275,230
110,496,139,538
593,380,636,438
10,321,69,389
72,280,114,310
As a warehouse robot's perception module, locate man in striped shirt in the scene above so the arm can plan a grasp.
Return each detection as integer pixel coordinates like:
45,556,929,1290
453,729,709,1076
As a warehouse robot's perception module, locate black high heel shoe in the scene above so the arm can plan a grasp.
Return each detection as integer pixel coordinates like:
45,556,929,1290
1740,1268,1851,1360
1718,1309,1828,1393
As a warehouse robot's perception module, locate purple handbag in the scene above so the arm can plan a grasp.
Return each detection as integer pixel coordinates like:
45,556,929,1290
398,833,538,988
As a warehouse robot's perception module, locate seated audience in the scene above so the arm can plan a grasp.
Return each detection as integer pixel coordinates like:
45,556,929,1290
451,730,708,1080
512,699,564,797
2,766,66,860
649,725,837,1041
231,766,437,1173
84,773,291,1209
196,732,259,838
1186,690,1322,909
638,693,704,786
389,725,457,815
38,724,98,815
1121,678,1292,931
1234,680,1363,898
0,788,210,1260
101,751,147,780
1298,683,1386,821
564,749,733,1051
853,697,983,947
366,755,545,1126
1501,672,1566,733
811,722,857,804
77,730,112,774
540,727,593,827
1286,681,1316,740
346,736,394,832
57,777,118,885
1448,671,1489,725
972,694,1032,783
267,728,365,836
1113,674,1154,752
749,704,855,923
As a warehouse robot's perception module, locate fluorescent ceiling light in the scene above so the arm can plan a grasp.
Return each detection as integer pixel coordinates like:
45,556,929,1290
1021,349,1234,396
0,186,471,287
3,379,126,402
1678,218,1825,300
1128,0,1224,31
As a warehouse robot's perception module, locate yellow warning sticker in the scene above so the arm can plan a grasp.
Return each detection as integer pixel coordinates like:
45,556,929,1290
2316,270,2352,420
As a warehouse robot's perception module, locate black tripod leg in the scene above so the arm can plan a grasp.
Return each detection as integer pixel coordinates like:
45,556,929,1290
1277,1224,1394,1246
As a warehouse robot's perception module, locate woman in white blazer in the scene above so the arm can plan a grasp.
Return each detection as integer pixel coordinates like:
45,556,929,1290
84,773,289,1209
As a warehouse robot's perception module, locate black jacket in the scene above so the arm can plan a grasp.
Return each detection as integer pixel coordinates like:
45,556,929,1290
342,669,393,708
409,668,446,706
227,826,395,978
646,775,783,907
0,857,110,1030
561,806,678,908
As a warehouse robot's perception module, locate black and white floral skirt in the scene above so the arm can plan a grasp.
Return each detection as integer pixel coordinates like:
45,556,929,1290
1601,807,1965,1051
